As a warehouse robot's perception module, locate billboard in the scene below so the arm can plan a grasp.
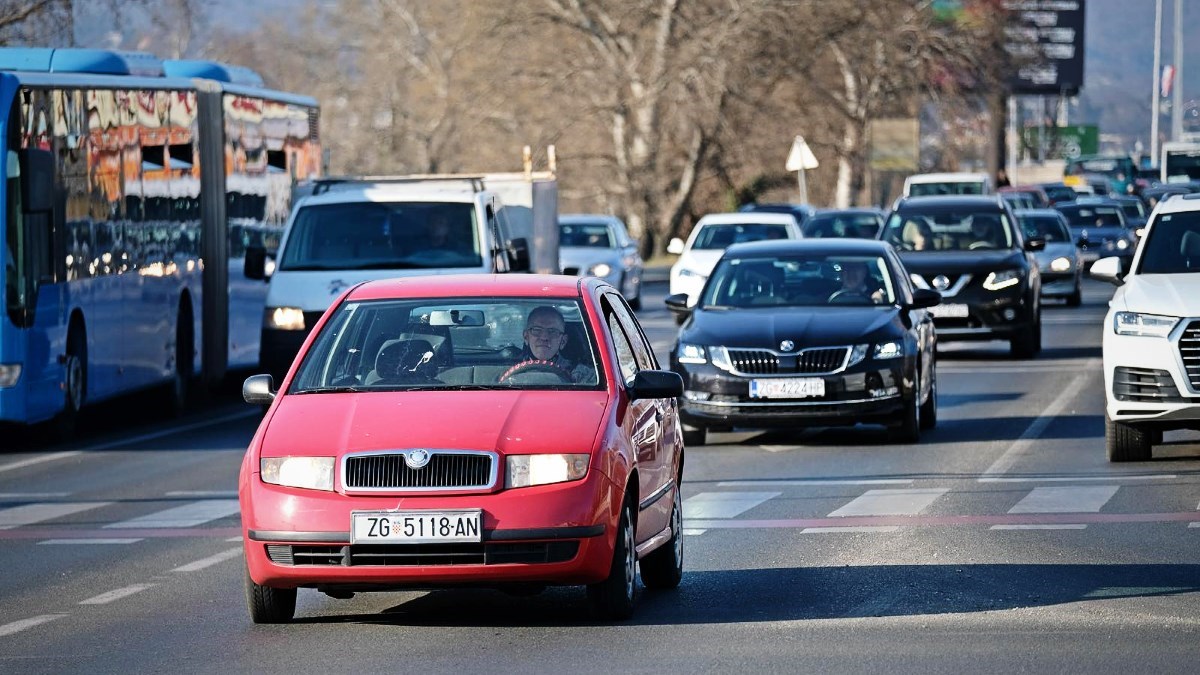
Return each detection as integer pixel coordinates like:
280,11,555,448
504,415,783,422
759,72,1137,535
1020,124,1098,161
1003,0,1086,95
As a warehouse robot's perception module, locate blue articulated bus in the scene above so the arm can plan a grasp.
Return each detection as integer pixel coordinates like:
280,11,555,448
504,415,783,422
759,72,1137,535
0,48,321,434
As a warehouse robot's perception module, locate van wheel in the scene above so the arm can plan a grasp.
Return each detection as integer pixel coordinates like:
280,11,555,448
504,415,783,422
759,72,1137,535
1106,414,1152,462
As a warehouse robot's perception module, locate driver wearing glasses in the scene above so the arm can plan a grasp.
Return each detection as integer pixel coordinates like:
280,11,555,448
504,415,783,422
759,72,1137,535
501,305,596,384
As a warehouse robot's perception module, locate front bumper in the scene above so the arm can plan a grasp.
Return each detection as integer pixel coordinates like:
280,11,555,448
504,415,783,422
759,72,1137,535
241,468,620,589
1103,317,1200,428
929,287,1036,341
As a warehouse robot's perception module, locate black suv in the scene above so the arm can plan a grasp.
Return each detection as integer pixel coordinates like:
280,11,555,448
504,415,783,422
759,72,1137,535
881,196,1044,358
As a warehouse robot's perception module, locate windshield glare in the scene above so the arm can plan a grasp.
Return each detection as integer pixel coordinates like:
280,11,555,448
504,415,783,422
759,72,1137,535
692,223,790,249
700,255,896,308
1018,215,1071,242
280,202,482,270
290,298,603,392
1138,212,1200,274
883,210,1015,251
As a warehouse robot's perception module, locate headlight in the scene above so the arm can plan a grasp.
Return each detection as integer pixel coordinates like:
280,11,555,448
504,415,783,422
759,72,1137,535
1114,312,1177,337
909,273,928,289
1116,239,1129,250
678,268,706,280
709,346,734,372
982,269,1022,291
260,456,334,491
506,454,589,488
588,262,612,277
264,306,305,331
847,344,869,367
1049,256,1072,272
1135,227,1145,238
873,341,903,359
677,342,707,364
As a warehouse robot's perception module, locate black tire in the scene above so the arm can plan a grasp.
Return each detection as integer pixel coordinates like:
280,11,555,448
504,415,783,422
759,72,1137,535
1066,288,1082,307
1105,414,1152,462
245,568,296,624
587,501,637,621
919,360,937,431
1010,323,1039,359
52,322,87,441
639,484,683,590
167,301,194,417
682,425,707,446
888,371,920,444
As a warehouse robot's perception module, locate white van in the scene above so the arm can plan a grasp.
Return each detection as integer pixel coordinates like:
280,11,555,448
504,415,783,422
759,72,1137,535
251,177,535,379
903,172,994,198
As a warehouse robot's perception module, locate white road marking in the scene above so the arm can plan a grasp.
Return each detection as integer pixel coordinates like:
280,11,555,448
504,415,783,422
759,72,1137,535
79,583,156,605
682,529,708,536
1188,522,1200,529
0,614,68,636
802,526,901,534
827,488,948,517
39,538,142,545
682,492,779,519
104,499,239,529
166,490,238,498
173,547,243,572
0,451,82,475
0,492,71,499
718,479,913,487
990,524,1088,530
1007,486,1119,514
0,502,112,530
940,366,1086,373
226,536,243,542
980,369,1093,480
979,474,1175,483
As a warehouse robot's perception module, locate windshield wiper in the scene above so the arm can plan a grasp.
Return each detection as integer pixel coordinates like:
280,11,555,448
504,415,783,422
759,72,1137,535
294,386,365,394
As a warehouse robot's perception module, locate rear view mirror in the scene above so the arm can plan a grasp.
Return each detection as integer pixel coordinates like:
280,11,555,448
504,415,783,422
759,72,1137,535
627,370,683,401
243,374,276,404
1090,256,1124,286
664,293,691,313
667,238,685,255
428,309,485,327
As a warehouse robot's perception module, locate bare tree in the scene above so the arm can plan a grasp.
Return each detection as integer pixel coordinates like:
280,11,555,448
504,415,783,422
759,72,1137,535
0,0,72,45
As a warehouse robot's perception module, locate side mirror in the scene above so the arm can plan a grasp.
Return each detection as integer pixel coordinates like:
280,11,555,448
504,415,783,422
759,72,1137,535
245,245,267,280
243,374,276,404
667,237,685,255
627,369,684,401
664,293,692,314
1024,237,1046,252
19,148,54,213
506,237,531,272
1090,256,1124,286
909,288,942,309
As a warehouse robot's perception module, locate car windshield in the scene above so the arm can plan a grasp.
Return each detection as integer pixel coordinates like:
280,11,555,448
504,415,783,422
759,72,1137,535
560,222,614,248
1043,185,1077,202
692,223,790,250
700,254,896,308
1018,215,1071,242
290,298,604,392
882,209,1015,251
1137,211,1200,274
802,213,881,238
1120,201,1146,219
908,181,984,196
1058,205,1124,228
279,202,482,271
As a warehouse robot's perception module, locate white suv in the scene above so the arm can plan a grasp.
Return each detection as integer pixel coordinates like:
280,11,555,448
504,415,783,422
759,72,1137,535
1092,193,1200,461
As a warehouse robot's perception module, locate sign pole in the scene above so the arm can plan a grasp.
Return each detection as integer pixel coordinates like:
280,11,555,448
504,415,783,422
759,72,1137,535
797,169,808,205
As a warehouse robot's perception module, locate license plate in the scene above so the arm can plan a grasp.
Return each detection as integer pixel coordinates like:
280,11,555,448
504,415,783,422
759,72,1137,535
929,303,969,318
749,377,825,399
351,510,482,544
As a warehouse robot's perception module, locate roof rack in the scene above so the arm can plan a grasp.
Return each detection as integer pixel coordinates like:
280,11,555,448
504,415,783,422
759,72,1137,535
305,175,487,195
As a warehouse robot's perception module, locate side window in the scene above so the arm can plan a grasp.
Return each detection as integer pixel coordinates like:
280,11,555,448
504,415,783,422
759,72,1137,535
607,311,639,383
606,293,657,370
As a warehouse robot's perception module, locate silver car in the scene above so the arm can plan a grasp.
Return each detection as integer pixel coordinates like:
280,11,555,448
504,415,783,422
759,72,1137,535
559,214,644,309
1016,209,1083,306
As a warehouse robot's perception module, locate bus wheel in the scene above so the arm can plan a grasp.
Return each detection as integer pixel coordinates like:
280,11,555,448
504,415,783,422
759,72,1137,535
53,324,87,441
168,301,194,417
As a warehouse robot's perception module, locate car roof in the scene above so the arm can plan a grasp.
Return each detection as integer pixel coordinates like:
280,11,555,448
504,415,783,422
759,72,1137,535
559,214,624,226
1153,193,1200,214
722,238,893,257
905,172,989,183
297,183,480,206
810,208,883,217
1013,208,1063,218
695,212,798,226
895,195,1006,209
347,274,590,302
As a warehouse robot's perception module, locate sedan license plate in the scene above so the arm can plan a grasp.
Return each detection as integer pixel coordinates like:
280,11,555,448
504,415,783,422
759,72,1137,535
929,303,969,318
351,510,482,544
749,377,825,399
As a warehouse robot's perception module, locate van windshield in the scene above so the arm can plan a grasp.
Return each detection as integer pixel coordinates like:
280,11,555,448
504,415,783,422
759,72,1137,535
279,201,482,271
908,182,985,196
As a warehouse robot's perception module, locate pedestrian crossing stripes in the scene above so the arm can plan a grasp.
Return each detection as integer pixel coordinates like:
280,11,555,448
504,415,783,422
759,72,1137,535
1007,486,1118,514
683,492,779,519
0,502,113,530
827,488,949,517
104,500,240,529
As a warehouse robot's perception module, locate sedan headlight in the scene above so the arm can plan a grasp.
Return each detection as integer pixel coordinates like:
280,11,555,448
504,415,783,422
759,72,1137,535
709,345,734,372
506,454,589,488
588,262,612,277
677,342,708,364
873,341,903,359
621,252,640,268
1049,256,1072,272
848,343,869,367
260,456,334,491
982,269,1022,291
1116,238,1129,250
264,306,305,331
1114,312,1177,337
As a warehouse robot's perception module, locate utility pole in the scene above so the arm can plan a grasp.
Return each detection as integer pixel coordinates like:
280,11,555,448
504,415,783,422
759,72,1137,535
1172,0,1184,141
1152,0,1162,163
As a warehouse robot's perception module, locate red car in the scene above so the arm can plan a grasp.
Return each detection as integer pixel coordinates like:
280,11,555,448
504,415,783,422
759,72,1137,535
239,274,685,623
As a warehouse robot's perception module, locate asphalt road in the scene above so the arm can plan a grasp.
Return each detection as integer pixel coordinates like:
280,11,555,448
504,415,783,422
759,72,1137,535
2,276,1199,674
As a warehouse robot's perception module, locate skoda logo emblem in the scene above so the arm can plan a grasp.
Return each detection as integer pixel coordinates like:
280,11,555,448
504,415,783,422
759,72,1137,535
932,275,951,291
404,449,432,469
779,340,795,352
329,279,347,295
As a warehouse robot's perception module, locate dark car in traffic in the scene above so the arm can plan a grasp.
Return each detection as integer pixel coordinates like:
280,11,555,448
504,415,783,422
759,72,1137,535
1055,199,1135,268
801,208,886,239
738,202,818,227
665,239,940,445
1037,182,1079,205
882,196,1044,358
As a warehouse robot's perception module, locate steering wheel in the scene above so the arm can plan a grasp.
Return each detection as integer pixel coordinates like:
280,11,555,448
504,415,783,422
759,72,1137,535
828,289,871,305
497,359,574,384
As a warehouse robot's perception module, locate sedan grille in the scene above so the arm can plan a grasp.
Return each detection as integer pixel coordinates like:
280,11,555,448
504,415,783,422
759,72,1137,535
1179,321,1200,389
795,347,850,374
344,451,495,491
728,349,779,374
725,346,850,375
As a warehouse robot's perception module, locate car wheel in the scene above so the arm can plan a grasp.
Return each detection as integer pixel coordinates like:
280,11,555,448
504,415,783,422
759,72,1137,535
1010,322,1039,359
587,501,637,621
1066,288,1082,307
682,425,707,446
639,483,683,590
245,568,297,624
919,360,937,431
1105,414,1152,462
888,372,920,444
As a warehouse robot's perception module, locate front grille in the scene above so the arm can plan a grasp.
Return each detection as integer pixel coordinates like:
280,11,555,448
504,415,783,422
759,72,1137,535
1112,367,1186,402
728,349,778,374
795,347,849,374
726,346,850,375
264,541,579,566
1179,321,1200,389
344,452,494,491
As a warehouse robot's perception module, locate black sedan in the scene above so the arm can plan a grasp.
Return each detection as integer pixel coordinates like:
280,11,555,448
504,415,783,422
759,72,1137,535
665,239,940,445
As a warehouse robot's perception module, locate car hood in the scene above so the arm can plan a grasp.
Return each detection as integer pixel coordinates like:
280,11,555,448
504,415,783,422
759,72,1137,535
896,250,1026,274
673,249,725,277
1114,274,1200,317
560,247,619,270
262,390,610,457
682,306,901,348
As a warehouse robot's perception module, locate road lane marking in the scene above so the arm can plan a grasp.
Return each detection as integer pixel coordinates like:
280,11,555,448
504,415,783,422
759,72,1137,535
802,526,900,534
104,499,239,529
0,492,71,499
173,547,243,572
980,369,1093,480
79,583,157,605
0,451,82,475
827,488,948,517
684,511,1200,530
0,614,68,637
39,538,142,545
682,529,707,536
1189,522,1200,528
718,479,913,487
1008,486,1119,514
226,536,242,542
0,526,240,540
0,502,112,530
682,492,779,520
979,475,1175,483
990,524,1087,530
166,490,238,498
